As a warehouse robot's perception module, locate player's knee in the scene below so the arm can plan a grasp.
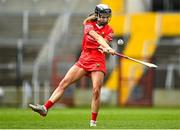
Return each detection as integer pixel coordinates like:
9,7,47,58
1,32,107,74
58,78,71,91
92,88,100,99
56,84,66,92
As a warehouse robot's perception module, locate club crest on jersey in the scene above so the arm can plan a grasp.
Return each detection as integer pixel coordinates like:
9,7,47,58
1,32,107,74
96,63,100,67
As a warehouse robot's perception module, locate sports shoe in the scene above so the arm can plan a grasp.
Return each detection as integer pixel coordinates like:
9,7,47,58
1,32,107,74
90,120,97,127
29,104,48,117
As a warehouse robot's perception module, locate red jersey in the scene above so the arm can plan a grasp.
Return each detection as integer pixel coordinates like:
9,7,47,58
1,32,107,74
76,21,113,75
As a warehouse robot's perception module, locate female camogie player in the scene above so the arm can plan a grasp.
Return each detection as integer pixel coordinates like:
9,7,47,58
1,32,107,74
29,4,115,127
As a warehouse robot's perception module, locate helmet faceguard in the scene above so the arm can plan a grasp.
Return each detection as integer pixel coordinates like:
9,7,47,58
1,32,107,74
94,4,112,26
95,4,111,17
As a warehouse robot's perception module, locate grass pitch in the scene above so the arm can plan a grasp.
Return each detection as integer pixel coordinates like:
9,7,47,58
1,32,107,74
0,107,180,129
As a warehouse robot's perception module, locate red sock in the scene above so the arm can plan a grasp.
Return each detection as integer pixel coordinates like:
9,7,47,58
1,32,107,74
91,112,98,121
44,100,54,110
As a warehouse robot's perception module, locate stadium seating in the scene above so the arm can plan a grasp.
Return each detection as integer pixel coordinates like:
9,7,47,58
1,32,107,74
0,0,99,86
105,12,180,105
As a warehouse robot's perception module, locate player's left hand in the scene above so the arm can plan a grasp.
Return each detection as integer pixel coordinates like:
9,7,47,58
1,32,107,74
98,45,105,53
98,46,115,55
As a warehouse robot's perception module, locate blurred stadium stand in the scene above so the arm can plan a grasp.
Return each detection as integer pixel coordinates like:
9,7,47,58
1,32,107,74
0,0,99,106
0,0,180,107
152,0,180,12
154,37,180,89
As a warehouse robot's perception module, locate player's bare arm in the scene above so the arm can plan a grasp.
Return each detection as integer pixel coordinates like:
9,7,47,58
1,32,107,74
98,39,111,53
88,30,115,55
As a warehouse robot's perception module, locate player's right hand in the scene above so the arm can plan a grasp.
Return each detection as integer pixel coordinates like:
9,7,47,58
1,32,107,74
107,47,115,55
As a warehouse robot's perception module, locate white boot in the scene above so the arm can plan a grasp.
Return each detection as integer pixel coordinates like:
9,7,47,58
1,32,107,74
90,120,96,127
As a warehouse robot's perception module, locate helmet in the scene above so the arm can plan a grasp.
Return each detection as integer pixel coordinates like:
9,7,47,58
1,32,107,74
95,4,111,18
